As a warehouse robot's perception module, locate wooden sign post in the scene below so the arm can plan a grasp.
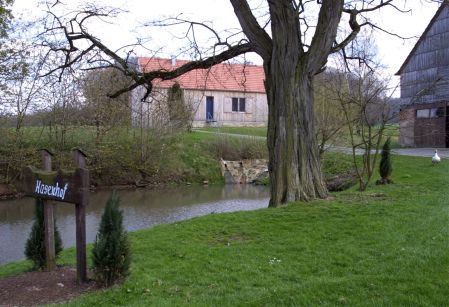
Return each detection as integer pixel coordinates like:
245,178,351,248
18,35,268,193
21,148,89,283
74,149,88,283
42,150,56,271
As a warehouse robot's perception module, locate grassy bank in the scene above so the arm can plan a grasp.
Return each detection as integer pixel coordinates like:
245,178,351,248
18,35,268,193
1,154,448,305
0,126,352,190
0,127,266,187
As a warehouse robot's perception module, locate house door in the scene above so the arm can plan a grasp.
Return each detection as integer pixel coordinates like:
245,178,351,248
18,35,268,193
206,96,214,122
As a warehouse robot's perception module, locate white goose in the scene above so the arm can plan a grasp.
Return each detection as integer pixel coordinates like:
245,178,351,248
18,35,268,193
432,149,441,164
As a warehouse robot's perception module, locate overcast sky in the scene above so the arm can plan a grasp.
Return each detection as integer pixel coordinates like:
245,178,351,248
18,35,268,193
12,0,442,95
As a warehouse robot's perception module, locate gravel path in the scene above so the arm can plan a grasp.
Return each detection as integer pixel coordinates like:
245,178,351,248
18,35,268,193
392,148,449,158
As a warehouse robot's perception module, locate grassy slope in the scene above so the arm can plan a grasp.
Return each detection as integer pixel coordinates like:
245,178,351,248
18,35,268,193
0,127,224,186
194,126,267,138
1,154,449,306
0,125,398,186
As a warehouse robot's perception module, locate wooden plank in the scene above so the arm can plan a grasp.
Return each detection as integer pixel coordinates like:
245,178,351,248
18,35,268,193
21,167,86,204
75,202,87,283
74,149,88,283
43,201,55,271
41,150,56,272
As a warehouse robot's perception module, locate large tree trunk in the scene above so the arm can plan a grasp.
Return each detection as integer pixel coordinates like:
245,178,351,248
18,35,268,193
265,61,327,207
264,0,336,207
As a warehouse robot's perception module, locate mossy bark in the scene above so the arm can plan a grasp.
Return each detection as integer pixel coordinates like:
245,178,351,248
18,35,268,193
263,1,339,207
265,61,327,206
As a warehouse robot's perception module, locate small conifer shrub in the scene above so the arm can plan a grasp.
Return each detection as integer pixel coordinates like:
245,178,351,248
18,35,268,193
92,191,131,286
25,198,63,270
377,137,393,185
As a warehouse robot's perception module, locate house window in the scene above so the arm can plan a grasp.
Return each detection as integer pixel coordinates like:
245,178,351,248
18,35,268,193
416,109,430,118
416,107,444,119
232,98,238,112
239,98,246,112
232,97,246,112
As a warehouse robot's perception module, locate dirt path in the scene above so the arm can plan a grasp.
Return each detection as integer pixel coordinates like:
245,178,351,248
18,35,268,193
0,266,97,307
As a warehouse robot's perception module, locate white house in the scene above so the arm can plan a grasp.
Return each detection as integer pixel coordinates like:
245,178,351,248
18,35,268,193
131,57,268,128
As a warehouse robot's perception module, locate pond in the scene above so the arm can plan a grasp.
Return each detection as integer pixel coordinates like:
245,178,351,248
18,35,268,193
0,184,269,265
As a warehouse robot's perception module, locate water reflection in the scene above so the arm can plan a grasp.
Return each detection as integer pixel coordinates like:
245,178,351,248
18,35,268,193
0,185,269,264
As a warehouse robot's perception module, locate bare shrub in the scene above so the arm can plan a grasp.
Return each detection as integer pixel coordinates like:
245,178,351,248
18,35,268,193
208,136,267,160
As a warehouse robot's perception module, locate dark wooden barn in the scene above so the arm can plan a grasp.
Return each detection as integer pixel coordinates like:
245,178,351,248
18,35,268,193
397,2,449,147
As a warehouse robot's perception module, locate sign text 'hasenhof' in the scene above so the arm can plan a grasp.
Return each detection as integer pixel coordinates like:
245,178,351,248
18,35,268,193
35,180,69,200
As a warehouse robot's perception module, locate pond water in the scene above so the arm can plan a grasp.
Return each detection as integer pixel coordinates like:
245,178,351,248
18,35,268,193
0,185,269,265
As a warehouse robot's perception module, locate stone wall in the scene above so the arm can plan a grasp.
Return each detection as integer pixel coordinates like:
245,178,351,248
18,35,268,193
221,159,268,184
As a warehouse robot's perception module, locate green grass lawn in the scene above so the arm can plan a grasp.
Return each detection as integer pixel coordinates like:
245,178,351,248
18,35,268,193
196,124,402,149
2,153,449,305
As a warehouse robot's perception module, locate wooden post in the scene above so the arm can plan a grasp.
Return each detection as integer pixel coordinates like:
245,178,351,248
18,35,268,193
41,149,56,271
73,149,88,283
73,148,87,168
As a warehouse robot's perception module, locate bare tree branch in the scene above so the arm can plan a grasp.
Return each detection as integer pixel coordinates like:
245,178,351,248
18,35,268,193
229,0,272,61
307,0,343,73
332,1,411,54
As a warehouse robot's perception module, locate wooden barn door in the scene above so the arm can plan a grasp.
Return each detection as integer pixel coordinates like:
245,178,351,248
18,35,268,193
414,106,446,147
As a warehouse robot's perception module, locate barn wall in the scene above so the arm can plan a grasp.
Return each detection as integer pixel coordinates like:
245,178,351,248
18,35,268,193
400,5,449,103
400,102,447,148
413,102,447,147
398,4,449,147
399,107,415,147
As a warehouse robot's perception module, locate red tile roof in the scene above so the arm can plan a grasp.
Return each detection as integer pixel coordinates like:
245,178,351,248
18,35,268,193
138,57,266,93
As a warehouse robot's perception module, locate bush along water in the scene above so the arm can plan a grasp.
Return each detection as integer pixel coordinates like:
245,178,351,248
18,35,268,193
24,198,63,270
92,191,131,287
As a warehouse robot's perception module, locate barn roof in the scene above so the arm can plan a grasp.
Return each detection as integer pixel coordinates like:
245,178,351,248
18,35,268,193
138,57,266,94
395,2,448,75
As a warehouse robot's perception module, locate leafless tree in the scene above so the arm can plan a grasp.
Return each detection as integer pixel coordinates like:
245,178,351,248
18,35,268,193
314,70,347,157
333,50,393,191
0,39,50,182
39,0,417,207
42,71,83,154
0,42,46,132
82,68,132,144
